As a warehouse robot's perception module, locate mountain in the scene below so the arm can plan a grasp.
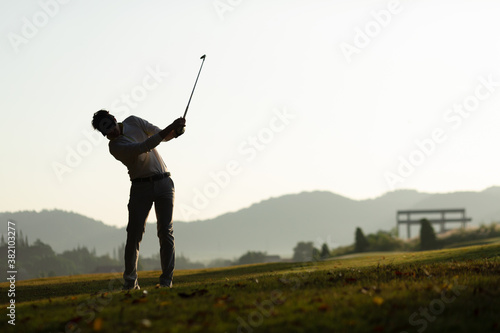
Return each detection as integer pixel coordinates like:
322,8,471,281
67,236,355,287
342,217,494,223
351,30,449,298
172,190,427,260
2,187,500,262
0,210,122,256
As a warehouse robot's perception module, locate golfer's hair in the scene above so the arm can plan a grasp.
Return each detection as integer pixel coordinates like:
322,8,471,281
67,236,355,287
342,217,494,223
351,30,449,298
92,110,116,135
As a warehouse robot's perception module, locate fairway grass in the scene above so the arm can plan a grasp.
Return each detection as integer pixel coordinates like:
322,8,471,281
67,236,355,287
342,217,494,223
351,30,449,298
1,244,499,333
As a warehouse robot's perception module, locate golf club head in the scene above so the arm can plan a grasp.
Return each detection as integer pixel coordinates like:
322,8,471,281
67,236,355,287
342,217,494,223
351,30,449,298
200,54,206,60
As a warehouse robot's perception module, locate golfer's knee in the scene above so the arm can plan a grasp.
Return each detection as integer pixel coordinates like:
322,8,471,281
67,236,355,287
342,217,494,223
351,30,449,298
157,226,174,240
127,230,144,244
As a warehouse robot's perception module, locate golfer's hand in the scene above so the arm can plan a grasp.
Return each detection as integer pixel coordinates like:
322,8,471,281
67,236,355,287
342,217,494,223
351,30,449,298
160,118,186,140
173,118,186,138
172,118,186,128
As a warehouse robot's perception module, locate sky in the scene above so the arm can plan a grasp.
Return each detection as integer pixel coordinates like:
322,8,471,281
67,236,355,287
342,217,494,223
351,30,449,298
2,0,500,228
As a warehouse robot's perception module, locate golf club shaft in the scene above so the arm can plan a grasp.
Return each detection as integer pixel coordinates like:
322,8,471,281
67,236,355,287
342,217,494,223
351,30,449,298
183,55,206,119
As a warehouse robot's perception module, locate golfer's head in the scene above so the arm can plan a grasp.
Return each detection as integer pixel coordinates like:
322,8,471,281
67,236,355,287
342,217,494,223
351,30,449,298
92,110,118,139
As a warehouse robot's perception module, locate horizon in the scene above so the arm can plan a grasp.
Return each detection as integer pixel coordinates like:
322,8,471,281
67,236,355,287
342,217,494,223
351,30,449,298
3,1,500,228
3,185,499,227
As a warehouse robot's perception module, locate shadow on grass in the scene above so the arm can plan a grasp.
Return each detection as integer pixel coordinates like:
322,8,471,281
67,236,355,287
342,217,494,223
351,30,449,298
2,262,300,304
137,261,304,291
3,276,124,304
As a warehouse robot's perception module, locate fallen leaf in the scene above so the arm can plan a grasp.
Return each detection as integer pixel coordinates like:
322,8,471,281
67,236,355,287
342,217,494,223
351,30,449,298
178,289,209,298
360,287,370,295
141,319,152,328
318,303,330,312
132,298,148,304
373,296,384,306
310,297,323,303
68,316,83,324
213,301,226,308
93,318,103,331
215,294,233,303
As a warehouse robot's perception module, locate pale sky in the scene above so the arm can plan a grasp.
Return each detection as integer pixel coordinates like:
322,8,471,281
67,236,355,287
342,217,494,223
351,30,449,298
2,0,500,228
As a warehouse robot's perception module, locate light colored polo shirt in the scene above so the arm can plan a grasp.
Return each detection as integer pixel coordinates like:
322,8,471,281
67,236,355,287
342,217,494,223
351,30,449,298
109,116,169,180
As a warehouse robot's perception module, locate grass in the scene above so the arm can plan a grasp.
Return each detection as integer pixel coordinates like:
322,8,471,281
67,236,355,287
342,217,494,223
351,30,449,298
1,244,499,333
442,236,500,249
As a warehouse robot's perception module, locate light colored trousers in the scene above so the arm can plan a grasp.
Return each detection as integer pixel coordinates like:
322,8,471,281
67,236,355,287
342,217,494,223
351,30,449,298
123,176,175,288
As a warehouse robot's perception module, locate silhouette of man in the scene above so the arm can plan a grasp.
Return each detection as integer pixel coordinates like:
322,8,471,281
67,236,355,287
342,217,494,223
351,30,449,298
92,110,185,289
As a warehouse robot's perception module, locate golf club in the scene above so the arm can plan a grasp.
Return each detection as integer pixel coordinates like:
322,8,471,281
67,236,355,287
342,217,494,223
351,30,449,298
183,54,206,119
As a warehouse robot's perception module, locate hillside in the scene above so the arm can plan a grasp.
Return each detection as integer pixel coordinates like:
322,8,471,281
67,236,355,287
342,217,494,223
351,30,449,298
2,187,500,261
1,244,499,333
0,210,121,255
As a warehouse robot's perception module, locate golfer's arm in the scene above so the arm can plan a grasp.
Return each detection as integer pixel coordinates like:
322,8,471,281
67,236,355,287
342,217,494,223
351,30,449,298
110,133,164,158
159,125,176,141
137,117,173,142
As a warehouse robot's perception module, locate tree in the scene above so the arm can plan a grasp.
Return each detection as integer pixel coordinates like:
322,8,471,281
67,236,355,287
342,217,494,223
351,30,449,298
320,243,330,259
32,239,56,257
237,251,267,265
366,230,406,251
355,227,370,252
293,242,315,262
18,230,24,247
312,247,321,261
207,258,233,268
420,218,437,250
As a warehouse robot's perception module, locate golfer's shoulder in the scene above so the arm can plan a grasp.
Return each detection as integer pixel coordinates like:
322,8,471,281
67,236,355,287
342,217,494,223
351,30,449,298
108,136,123,148
123,115,145,124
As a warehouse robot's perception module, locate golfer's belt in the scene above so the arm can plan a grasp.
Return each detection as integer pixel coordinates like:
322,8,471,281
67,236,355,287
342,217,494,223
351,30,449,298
131,172,171,183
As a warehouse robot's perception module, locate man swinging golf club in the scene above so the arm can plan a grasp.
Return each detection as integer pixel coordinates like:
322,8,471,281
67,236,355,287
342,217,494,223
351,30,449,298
91,55,206,290
92,111,185,289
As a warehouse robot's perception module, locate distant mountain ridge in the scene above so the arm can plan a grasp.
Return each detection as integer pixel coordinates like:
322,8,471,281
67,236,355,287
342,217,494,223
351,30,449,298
2,187,500,261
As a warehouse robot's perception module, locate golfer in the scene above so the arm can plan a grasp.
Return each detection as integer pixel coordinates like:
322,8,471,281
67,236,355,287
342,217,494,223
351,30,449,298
92,110,186,290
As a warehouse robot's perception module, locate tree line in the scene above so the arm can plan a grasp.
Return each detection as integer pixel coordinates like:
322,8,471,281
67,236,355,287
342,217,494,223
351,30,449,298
337,219,500,256
2,221,498,280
